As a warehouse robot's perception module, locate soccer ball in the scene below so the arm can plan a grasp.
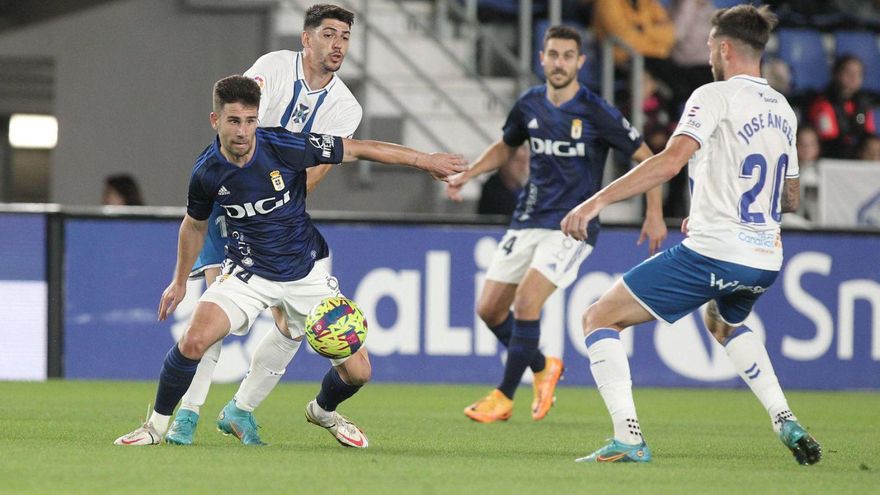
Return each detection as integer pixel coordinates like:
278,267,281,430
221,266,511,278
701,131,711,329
305,296,368,359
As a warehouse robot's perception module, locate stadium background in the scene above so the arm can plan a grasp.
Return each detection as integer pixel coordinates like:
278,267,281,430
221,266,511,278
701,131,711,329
0,2,878,491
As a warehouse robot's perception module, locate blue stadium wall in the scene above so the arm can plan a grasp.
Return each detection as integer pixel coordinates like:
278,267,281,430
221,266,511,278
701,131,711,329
3,212,879,390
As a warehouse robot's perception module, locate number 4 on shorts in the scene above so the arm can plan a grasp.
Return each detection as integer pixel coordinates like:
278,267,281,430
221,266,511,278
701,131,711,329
502,236,517,255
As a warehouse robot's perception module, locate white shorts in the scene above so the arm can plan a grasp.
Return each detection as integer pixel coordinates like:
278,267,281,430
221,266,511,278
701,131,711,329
200,257,341,339
485,228,593,289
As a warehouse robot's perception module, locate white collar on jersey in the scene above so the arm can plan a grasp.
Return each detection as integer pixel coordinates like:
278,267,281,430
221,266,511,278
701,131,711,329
729,74,769,85
295,52,338,94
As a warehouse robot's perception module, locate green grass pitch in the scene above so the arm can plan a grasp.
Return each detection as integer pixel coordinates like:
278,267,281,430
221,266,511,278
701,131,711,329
1,380,877,494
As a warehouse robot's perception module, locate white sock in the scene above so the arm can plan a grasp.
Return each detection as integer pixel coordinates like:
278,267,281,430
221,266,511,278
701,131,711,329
585,329,643,445
179,340,222,415
233,326,302,412
723,327,796,432
148,411,171,436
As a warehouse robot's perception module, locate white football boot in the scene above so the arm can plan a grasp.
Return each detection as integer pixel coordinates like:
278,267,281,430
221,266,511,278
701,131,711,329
114,423,162,446
305,400,369,449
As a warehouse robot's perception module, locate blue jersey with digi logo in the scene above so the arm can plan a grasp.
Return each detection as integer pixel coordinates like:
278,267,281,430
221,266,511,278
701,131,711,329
187,127,344,282
502,84,643,244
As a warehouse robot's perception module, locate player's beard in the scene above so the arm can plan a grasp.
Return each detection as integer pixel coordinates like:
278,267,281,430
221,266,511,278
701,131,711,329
547,69,576,90
321,52,344,73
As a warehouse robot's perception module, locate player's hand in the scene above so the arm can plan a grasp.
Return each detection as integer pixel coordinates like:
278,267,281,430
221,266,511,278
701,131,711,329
561,199,601,241
158,281,187,321
445,172,469,201
420,153,468,182
680,216,690,234
638,214,667,255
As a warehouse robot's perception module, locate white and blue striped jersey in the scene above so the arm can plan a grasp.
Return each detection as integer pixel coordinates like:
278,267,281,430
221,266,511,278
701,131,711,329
502,84,642,245
191,50,362,275
246,50,362,138
673,75,799,271
187,128,344,282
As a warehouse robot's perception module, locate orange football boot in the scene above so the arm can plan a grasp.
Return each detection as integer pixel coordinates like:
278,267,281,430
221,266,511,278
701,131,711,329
531,356,564,420
464,389,513,423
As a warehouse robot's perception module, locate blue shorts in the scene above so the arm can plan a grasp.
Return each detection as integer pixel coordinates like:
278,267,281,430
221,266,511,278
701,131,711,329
622,244,779,325
190,205,226,278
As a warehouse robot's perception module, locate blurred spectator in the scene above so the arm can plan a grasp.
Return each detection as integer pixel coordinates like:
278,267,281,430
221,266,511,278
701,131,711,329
858,135,880,161
795,125,821,223
477,144,529,216
763,57,792,96
657,0,714,103
808,55,877,159
102,174,144,205
592,0,675,64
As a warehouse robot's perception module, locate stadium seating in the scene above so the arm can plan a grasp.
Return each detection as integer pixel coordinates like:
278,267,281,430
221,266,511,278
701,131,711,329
834,31,880,93
775,28,830,93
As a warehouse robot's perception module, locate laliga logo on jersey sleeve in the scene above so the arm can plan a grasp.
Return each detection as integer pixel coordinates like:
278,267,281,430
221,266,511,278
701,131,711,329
654,307,767,381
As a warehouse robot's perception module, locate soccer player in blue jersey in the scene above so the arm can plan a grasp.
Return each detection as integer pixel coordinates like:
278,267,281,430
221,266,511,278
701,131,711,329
561,5,821,465
114,75,466,446
446,25,667,423
167,4,371,448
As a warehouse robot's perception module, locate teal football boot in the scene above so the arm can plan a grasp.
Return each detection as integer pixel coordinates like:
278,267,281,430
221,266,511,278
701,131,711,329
165,409,199,445
216,400,266,446
575,438,652,463
779,420,822,465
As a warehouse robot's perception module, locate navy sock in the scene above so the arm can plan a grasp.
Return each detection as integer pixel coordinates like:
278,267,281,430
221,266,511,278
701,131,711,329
491,312,546,373
497,319,541,399
154,345,200,416
316,367,362,412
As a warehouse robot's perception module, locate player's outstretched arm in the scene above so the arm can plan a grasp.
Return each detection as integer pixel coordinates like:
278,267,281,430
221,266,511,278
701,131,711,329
631,143,668,254
445,139,517,202
561,134,697,241
159,214,208,321
340,138,468,181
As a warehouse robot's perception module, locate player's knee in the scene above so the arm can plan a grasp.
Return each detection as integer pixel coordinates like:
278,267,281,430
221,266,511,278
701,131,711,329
476,301,506,327
581,303,608,335
178,335,208,360
512,297,541,320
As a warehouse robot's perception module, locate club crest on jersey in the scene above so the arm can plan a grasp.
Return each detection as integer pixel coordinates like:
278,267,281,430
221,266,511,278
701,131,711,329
292,103,310,125
270,170,285,191
571,119,582,139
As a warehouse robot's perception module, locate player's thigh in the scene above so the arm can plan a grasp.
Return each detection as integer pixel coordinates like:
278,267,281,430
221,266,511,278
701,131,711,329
530,230,593,290
484,228,540,286
512,268,558,318
711,267,779,326
180,300,232,357
200,262,280,336
333,347,371,385
621,244,716,324
584,279,655,333
278,259,340,339
477,279,517,324
269,306,298,339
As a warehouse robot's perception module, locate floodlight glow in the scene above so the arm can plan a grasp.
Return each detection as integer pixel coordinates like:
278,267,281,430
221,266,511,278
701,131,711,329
9,114,58,149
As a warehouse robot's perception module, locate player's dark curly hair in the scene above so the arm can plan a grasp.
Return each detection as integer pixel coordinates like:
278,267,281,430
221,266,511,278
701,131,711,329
304,4,355,30
543,25,582,53
711,4,778,53
212,75,261,113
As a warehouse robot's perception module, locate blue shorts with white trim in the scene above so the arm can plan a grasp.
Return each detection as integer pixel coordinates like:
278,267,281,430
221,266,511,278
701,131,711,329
622,244,778,325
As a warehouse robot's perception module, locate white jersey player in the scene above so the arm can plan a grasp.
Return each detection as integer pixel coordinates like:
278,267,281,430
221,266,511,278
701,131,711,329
167,4,370,448
560,5,821,465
